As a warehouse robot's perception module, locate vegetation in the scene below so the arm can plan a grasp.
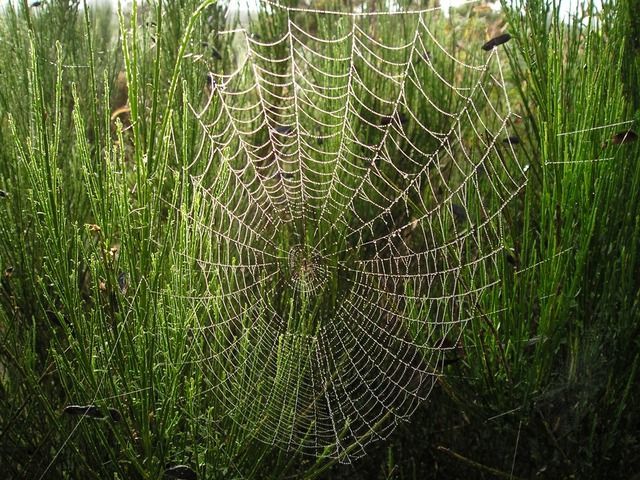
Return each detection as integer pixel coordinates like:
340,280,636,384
0,0,638,478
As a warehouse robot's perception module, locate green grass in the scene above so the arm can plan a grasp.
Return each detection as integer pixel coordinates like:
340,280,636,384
0,0,638,478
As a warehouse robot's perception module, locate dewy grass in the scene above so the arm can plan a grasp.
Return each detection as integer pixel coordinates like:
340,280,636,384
0,0,638,478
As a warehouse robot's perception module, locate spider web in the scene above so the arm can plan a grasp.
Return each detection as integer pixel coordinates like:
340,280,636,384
177,0,525,463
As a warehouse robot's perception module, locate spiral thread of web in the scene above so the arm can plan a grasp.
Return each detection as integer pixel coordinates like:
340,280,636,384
176,1,526,462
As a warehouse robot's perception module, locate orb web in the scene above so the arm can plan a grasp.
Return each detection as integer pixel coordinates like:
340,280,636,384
176,0,526,462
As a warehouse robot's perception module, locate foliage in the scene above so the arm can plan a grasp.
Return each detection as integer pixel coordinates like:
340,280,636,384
0,0,638,478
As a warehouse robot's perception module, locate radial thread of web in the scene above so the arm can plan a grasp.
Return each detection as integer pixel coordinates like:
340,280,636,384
176,1,526,463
